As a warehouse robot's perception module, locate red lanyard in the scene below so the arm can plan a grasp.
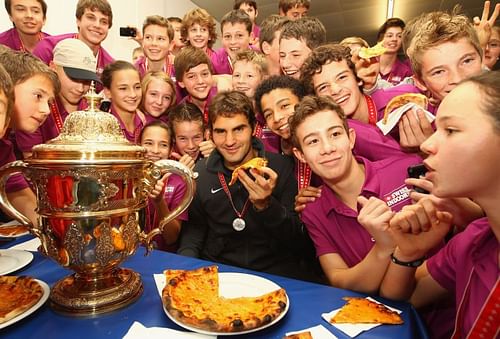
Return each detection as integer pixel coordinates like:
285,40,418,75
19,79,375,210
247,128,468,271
451,268,500,339
364,95,377,126
145,56,173,76
296,160,312,191
253,122,263,138
227,55,233,73
49,100,64,133
19,32,43,52
217,172,251,220
187,96,209,124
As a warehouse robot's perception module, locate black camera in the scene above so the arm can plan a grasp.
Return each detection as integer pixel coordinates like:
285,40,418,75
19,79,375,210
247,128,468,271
119,27,137,37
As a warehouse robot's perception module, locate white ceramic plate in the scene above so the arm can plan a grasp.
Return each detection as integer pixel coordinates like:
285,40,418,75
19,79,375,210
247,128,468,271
0,279,50,329
163,272,290,336
0,221,29,238
0,250,34,275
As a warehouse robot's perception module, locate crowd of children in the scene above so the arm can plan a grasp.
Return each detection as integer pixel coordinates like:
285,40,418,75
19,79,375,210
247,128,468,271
0,0,499,337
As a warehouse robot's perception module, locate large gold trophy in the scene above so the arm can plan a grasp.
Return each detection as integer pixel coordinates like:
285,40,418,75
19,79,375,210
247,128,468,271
0,87,195,316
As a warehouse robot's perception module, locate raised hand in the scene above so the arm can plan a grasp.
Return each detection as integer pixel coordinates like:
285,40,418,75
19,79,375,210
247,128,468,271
199,140,216,158
357,196,395,253
398,108,434,152
149,173,171,202
170,152,196,171
388,198,452,261
473,1,500,49
237,166,277,211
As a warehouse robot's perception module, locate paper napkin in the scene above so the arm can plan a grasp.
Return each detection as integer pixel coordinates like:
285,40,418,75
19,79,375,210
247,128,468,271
154,273,166,297
123,321,216,339
376,102,435,135
322,297,402,338
286,324,338,339
9,237,41,251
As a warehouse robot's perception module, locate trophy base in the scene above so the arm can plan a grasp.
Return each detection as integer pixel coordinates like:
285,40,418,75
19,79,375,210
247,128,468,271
50,267,143,316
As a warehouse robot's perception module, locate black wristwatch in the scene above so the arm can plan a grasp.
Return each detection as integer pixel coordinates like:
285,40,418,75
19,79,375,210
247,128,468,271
390,253,425,267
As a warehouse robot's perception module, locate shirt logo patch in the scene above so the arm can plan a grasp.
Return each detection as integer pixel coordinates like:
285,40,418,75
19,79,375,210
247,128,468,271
383,185,411,208
211,187,223,194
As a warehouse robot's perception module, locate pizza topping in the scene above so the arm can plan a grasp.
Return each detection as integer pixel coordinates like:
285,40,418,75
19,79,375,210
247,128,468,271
331,297,403,324
0,225,29,237
0,276,44,324
162,266,288,333
229,157,268,185
358,42,386,59
383,93,429,124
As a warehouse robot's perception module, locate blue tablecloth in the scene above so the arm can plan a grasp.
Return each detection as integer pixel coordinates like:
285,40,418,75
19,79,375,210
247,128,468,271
0,235,428,339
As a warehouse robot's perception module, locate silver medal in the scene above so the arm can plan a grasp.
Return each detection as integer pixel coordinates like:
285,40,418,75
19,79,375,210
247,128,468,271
232,218,246,231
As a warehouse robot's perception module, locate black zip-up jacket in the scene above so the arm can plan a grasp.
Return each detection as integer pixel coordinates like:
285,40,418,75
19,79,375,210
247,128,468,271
178,138,317,281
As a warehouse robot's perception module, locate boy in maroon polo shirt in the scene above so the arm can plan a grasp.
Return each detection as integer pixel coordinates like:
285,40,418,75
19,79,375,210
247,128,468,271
134,15,175,80
376,18,413,86
279,17,326,79
0,48,59,225
16,38,100,158
33,0,114,91
300,44,425,156
289,95,420,293
210,10,254,76
0,0,49,53
174,46,217,123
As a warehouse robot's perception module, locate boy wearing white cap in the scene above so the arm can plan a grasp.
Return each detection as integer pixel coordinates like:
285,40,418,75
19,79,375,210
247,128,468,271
16,38,99,158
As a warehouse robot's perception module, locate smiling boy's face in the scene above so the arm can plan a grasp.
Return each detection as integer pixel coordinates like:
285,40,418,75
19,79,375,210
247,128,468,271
222,22,252,61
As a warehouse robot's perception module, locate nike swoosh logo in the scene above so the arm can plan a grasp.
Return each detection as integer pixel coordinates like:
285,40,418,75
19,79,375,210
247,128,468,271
211,187,223,194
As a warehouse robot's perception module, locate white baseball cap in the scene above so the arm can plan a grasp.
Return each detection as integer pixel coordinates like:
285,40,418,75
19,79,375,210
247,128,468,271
53,38,101,83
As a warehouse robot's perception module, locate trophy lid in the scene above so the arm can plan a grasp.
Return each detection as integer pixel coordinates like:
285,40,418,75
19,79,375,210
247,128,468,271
30,84,146,163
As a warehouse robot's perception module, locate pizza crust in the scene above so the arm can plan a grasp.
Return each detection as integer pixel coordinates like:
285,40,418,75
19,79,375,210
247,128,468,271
0,276,43,324
162,266,288,332
229,157,268,185
383,93,429,124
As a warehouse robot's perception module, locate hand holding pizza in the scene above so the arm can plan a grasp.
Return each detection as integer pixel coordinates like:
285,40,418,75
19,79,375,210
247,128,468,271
398,108,434,152
237,166,277,211
388,198,452,261
352,51,380,91
357,196,395,253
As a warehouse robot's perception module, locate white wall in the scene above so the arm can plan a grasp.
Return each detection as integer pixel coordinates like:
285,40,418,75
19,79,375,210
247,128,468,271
0,0,199,61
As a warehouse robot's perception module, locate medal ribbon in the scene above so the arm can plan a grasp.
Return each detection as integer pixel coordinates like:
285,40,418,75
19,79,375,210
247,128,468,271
187,96,210,124
144,56,172,76
19,32,43,52
49,100,64,133
296,160,312,191
364,95,377,126
253,122,263,138
217,172,251,221
451,268,500,339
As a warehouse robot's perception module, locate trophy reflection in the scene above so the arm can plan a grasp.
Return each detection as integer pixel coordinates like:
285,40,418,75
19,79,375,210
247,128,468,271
0,86,195,316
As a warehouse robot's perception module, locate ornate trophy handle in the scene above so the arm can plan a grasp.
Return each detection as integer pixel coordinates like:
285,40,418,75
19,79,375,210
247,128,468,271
0,161,35,228
141,159,195,252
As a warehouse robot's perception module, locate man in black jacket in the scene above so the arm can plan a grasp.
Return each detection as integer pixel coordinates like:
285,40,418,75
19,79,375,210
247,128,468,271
178,90,319,281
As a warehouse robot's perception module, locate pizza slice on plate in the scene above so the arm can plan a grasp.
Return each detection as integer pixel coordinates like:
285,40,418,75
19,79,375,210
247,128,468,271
331,297,403,324
0,276,44,324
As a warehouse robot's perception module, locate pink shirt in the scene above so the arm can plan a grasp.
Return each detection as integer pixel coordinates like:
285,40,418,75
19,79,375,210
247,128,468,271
134,55,176,80
0,28,49,52
145,173,188,252
110,107,146,143
427,217,499,337
210,47,233,75
254,113,280,154
0,138,29,193
301,156,419,263
380,58,413,86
